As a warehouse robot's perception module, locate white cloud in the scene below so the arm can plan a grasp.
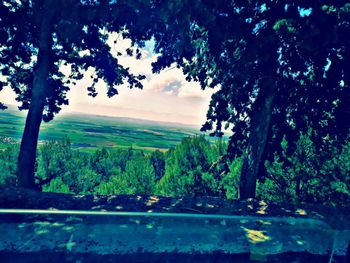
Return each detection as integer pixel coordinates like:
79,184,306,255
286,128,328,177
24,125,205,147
145,67,213,99
104,34,215,101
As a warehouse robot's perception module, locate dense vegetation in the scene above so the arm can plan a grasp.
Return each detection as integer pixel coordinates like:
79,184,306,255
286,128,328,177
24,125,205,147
1,135,349,207
148,1,350,198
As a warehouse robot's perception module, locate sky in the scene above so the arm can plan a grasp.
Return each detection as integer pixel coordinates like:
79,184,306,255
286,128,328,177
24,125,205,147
0,34,215,126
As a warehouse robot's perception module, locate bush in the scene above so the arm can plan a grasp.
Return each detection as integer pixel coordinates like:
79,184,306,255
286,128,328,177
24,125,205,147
96,156,156,195
259,130,350,206
36,137,74,184
95,168,132,195
124,156,156,195
220,158,242,200
0,145,19,186
42,177,70,194
156,136,224,196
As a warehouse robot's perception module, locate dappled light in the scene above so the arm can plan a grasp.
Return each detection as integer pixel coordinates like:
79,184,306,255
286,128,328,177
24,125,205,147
256,201,268,215
258,220,272,226
242,228,271,244
146,196,160,207
295,209,307,216
2,209,347,262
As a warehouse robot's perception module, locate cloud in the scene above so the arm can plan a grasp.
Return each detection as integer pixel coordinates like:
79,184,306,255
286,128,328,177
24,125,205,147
162,80,182,95
104,34,215,101
1,34,216,125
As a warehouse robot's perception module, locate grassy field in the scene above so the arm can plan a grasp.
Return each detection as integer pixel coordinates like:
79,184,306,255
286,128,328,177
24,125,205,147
0,106,218,152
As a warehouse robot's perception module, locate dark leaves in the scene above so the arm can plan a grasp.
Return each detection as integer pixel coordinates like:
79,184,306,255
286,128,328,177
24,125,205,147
0,102,7,110
0,0,153,122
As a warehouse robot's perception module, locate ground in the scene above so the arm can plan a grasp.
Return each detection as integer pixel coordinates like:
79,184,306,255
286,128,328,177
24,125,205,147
1,187,350,261
1,187,349,230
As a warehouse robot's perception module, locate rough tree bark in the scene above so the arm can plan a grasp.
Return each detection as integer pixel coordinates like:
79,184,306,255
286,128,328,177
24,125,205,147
17,11,53,189
239,78,277,199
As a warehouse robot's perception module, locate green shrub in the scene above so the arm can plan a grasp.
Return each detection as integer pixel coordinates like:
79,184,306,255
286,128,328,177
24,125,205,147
95,168,132,195
259,130,350,206
220,158,242,200
96,156,156,195
0,145,19,186
155,136,220,196
42,177,70,194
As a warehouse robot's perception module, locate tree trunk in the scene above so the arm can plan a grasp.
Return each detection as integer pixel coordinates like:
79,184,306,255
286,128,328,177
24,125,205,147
239,79,277,199
17,15,52,189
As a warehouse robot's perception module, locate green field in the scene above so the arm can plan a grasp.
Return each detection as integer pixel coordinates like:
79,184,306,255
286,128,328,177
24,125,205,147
0,106,215,152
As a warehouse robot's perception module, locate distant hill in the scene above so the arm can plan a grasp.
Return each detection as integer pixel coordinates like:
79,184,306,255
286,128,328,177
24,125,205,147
0,104,217,152
61,111,200,130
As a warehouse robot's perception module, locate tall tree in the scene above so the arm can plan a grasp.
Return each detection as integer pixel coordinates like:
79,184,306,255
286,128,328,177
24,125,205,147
156,136,216,196
148,0,350,198
0,0,152,188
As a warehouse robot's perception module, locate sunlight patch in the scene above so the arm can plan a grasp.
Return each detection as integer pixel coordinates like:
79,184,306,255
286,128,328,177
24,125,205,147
243,228,271,244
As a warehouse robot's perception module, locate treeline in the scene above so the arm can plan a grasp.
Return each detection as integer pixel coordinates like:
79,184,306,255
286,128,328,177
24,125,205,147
1,133,349,206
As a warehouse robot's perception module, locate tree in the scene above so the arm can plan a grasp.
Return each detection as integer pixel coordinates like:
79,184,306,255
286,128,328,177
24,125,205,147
95,168,131,195
74,168,102,194
0,143,19,186
150,150,166,180
149,1,350,198
96,155,156,195
0,0,152,188
146,0,282,197
220,158,242,200
124,155,156,195
156,136,218,196
260,130,350,206
36,137,73,186
42,177,70,194
90,147,114,181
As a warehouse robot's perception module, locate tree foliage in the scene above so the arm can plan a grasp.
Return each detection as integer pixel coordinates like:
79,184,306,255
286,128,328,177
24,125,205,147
0,0,149,117
156,136,219,196
147,1,350,197
260,130,350,206
1,134,349,207
0,0,154,188
0,144,18,186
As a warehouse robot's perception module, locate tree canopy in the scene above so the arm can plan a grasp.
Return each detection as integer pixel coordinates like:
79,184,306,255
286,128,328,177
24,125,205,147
146,1,350,197
0,0,154,187
1,1,350,197
0,0,150,118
